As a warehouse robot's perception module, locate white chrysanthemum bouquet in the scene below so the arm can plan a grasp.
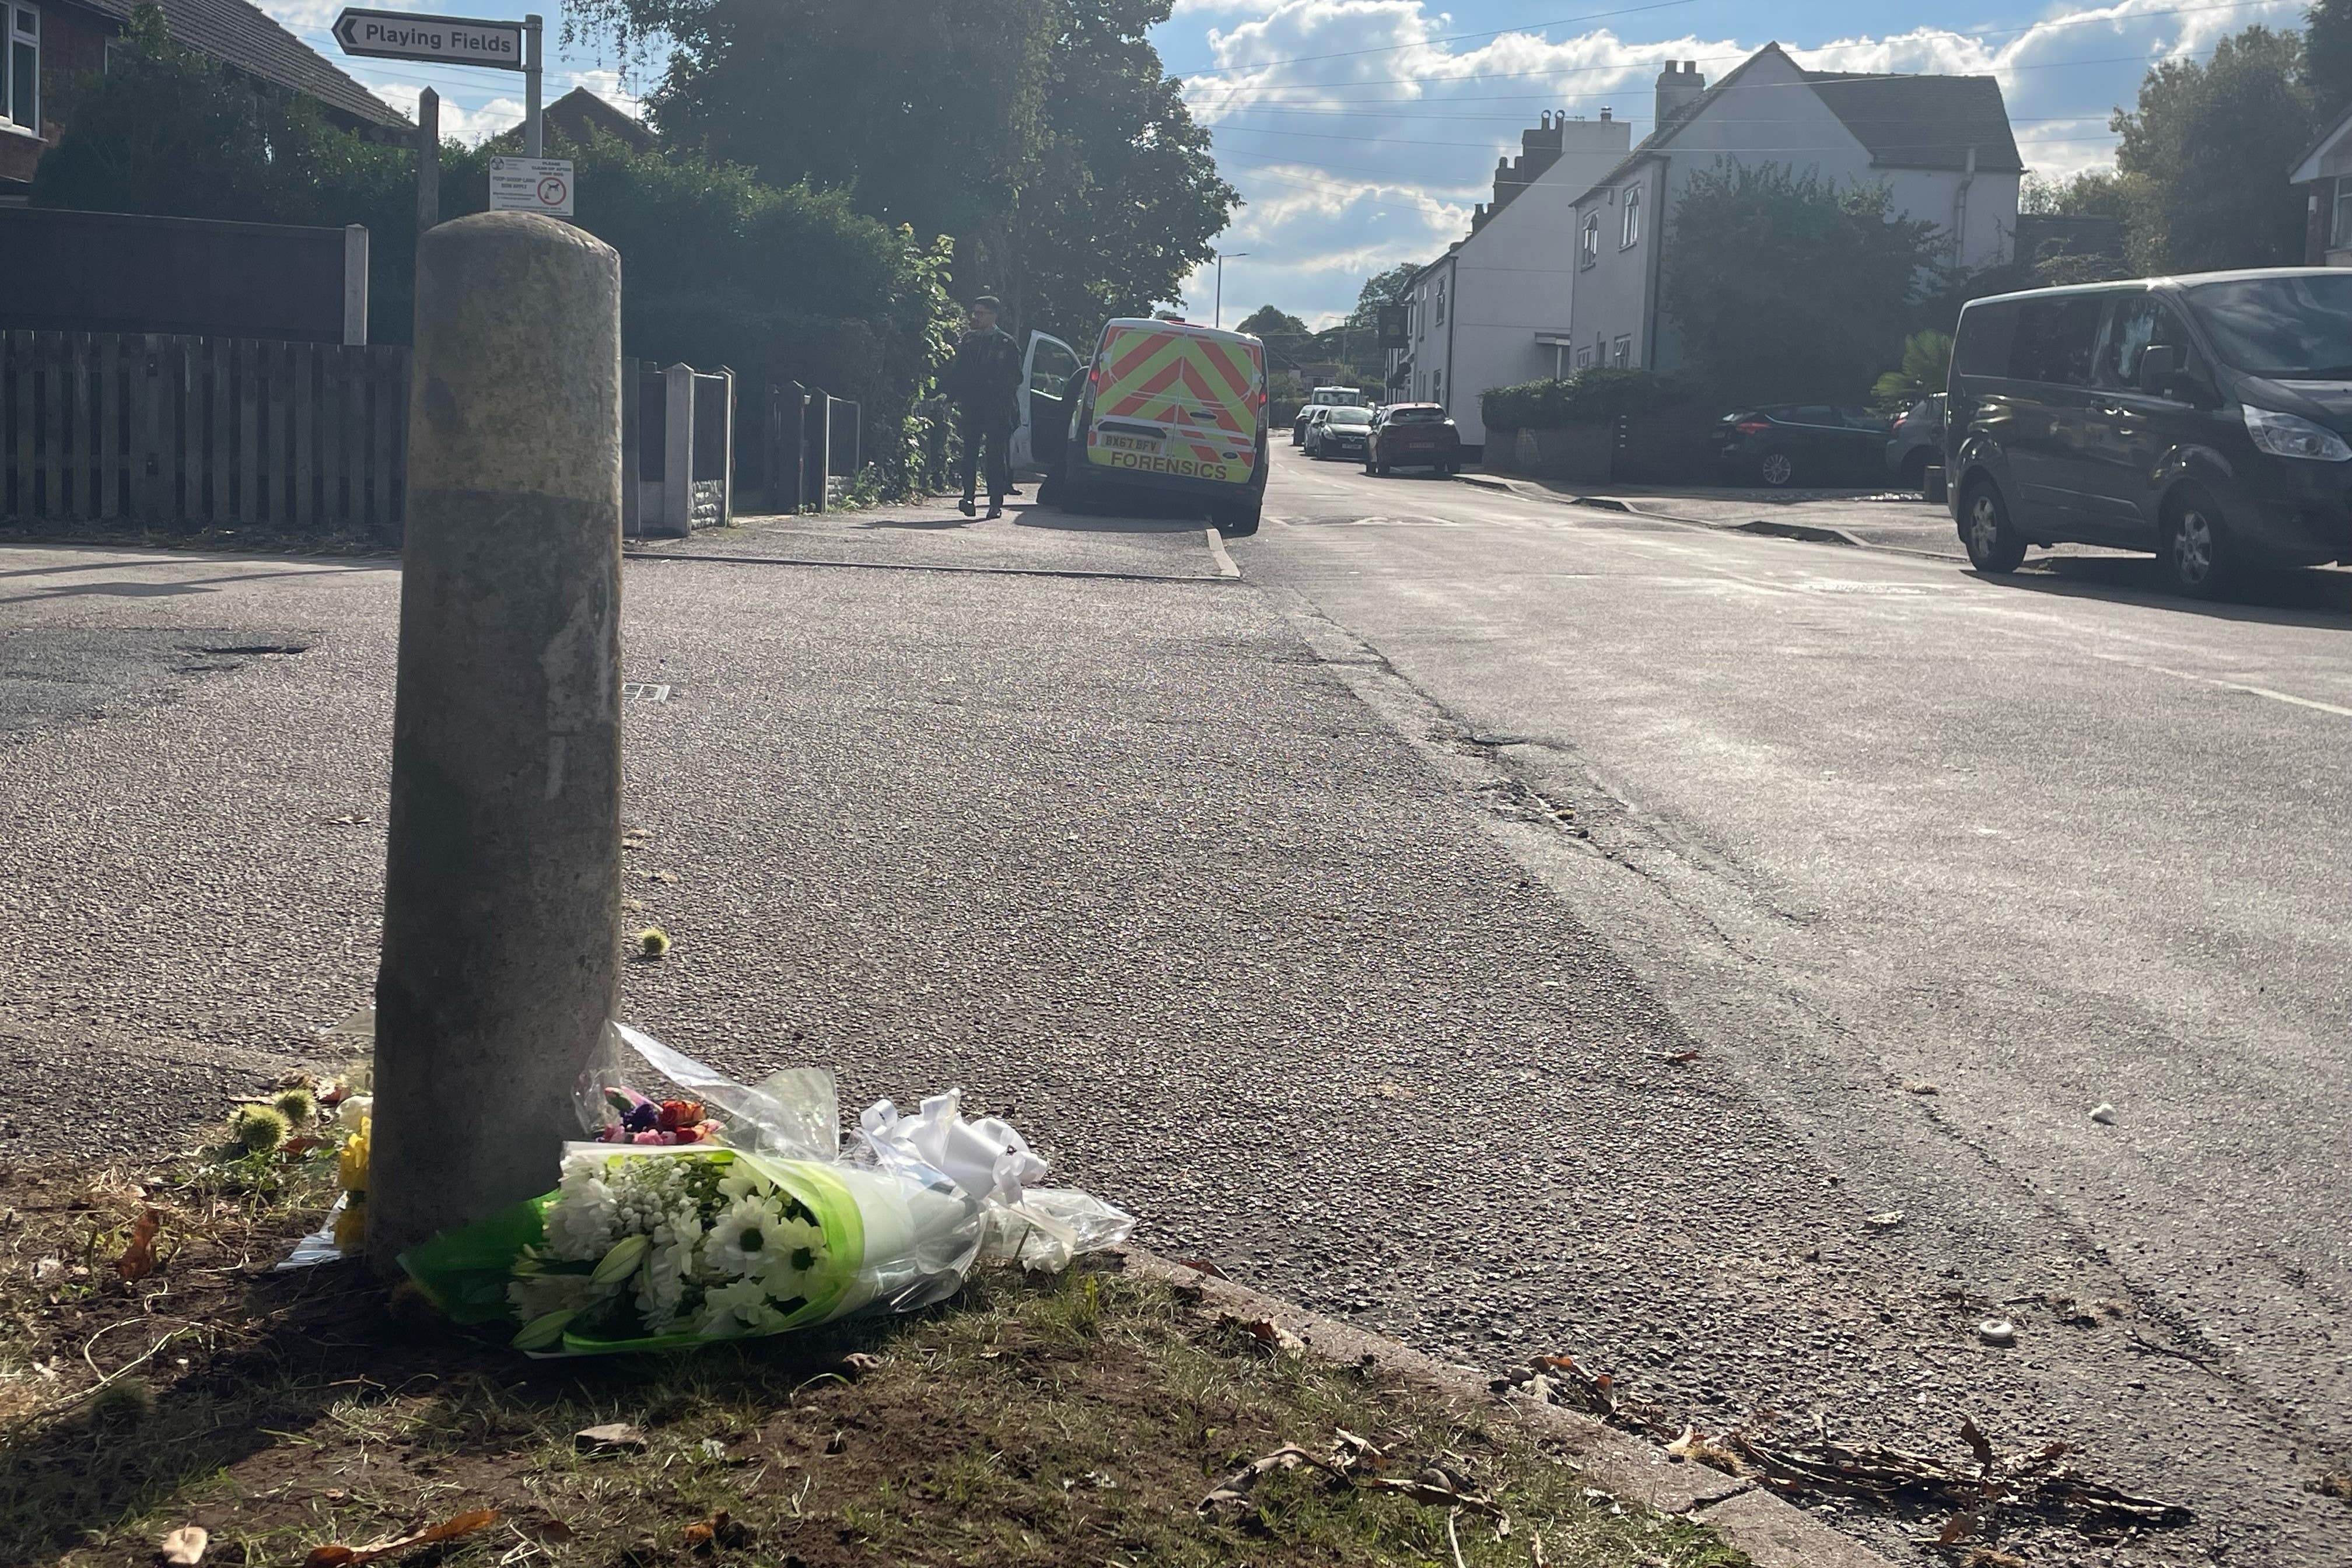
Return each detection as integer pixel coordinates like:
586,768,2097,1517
398,1024,1133,1356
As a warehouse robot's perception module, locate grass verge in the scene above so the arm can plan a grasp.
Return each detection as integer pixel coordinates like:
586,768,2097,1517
1,1159,1749,1568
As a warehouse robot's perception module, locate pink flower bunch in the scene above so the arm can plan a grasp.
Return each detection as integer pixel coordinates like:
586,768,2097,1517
595,1087,722,1145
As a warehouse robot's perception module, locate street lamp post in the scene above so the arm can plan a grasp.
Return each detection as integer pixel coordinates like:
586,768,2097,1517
1214,252,1250,330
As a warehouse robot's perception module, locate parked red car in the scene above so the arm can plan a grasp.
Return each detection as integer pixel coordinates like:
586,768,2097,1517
1365,404,1462,475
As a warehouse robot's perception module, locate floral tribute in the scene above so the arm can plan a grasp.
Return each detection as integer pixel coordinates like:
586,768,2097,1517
507,1147,838,1349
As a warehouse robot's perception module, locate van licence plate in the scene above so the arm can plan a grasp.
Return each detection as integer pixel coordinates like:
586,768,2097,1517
1097,431,1163,456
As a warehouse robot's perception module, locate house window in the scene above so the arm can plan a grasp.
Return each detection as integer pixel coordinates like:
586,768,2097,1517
2334,178,2352,250
1576,346,1592,369
1622,183,1642,247
5,4,37,133
1612,335,1632,368
1432,370,1443,408
1434,279,1446,325
1580,212,1600,269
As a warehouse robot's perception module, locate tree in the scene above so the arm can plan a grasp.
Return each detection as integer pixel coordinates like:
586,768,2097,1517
570,0,1234,343
1001,0,1236,340
2020,170,2133,218
2113,26,2315,273
1660,161,1943,404
1235,305,1309,340
2309,0,2352,121
1345,261,1424,329
34,6,961,494
1870,331,1952,412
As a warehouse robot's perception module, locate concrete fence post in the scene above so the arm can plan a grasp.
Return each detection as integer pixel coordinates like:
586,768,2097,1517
368,212,624,1272
663,362,694,535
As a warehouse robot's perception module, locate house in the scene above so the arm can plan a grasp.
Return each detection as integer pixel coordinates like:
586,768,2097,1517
2289,100,2352,264
487,85,656,154
1393,108,1632,442
1,0,407,201
1564,46,2021,375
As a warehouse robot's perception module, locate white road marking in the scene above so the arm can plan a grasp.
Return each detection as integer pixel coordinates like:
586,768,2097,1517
2092,652,2352,719
1203,527,1240,578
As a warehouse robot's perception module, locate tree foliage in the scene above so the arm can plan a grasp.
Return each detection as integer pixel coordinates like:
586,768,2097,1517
1660,161,1943,404
2019,170,2134,219
1234,304,1309,340
1346,262,1423,328
566,0,1234,343
2309,0,2352,121
2113,26,2315,272
34,5,960,494
1482,368,1678,431
1870,331,1952,413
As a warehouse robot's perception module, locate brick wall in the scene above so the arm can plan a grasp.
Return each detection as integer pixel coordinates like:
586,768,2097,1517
0,1,114,186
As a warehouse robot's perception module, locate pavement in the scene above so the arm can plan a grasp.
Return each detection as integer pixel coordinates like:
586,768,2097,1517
2,477,2347,1565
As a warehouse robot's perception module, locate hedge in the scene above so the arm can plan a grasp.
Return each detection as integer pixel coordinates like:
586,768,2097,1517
1480,368,1685,431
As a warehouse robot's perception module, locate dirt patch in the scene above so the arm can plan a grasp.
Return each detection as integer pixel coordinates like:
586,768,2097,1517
1,1159,1751,1568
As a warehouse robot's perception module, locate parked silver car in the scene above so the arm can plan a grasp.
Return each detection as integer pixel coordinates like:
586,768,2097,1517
1886,393,1947,491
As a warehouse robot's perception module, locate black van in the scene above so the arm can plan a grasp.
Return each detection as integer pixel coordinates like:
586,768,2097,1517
1947,268,2352,594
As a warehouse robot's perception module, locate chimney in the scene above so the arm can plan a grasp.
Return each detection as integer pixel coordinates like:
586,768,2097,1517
1600,106,1612,122
1656,59,1704,125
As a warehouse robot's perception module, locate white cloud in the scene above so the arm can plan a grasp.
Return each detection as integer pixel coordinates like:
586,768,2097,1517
368,79,526,141
1174,0,2311,320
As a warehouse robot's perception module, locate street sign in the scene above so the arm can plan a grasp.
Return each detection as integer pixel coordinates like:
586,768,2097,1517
332,9,524,69
490,156,574,217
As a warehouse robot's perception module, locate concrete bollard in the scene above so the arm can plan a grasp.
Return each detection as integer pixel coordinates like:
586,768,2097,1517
367,212,624,1273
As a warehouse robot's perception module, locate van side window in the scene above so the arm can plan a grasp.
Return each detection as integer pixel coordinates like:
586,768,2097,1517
2008,296,2105,386
2095,294,2193,391
1953,301,2018,378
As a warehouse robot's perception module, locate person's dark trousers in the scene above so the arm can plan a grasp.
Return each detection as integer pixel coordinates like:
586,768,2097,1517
957,406,1012,511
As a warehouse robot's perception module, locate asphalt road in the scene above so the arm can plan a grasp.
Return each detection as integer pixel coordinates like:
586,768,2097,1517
3,482,2347,1563
1245,447,2352,1563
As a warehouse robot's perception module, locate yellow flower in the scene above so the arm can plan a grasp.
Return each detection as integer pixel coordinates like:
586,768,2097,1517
339,1118,371,1195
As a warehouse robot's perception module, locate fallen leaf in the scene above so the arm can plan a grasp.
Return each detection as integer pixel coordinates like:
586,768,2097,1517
1660,1049,1700,1066
575,1422,649,1452
1220,1313,1304,1354
2090,1102,2118,1124
1198,1446,1343,1520
1863,1211,1906,1231
1171,1258,1229,1279
159,1525,208,1565
681,1512,754,1552
835,1352,883,1380
117,1209,161,1282
1903,1080,1941,1096
304,1508,496,1568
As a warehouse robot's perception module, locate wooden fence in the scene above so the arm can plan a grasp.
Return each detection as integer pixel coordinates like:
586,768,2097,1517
2,332,410,537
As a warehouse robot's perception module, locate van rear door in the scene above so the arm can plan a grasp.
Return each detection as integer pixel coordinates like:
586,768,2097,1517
1085,324,1262,485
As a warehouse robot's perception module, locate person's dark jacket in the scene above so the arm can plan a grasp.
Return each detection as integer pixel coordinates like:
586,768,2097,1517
944,326,1024,427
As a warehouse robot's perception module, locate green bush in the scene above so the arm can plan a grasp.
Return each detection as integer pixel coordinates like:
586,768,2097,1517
32,6,960,498
1482,368,1681,432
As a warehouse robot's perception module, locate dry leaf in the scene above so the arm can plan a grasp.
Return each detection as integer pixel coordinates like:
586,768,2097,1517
304,1508,496,1568
682,1512,754,1552
159,1525,208,1565
1863,1211,1906,1231
1219,1313,1304,1354
117,1209,161,1282
1661,1049,1701,1066
575,1422,648,1452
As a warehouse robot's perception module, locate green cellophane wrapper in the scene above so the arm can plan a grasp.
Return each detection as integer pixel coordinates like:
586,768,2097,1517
398,1147,876,1356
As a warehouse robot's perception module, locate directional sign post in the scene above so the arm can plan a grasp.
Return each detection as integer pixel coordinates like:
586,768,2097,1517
334,8,545,156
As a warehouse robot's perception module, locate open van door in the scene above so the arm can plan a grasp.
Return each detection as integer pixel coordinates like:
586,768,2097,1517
1012,330,1083,475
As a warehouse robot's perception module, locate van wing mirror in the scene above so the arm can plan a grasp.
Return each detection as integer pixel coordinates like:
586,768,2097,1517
2137,344,2183,395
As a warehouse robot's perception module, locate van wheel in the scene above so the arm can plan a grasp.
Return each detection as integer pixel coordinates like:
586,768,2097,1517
2163,486,2234,598
1212,501,1261,538
1961,481,2027,573
1759,451,1796,487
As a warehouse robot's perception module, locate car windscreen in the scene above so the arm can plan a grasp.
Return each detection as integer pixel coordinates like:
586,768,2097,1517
1388,408,1447,423
2183,275,2352,378
1326,408,1372,426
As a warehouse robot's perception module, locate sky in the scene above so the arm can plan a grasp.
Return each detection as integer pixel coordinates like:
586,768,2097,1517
257,0,2311,328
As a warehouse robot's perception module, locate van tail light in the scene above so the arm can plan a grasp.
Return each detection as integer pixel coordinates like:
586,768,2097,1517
1734,419,1772,435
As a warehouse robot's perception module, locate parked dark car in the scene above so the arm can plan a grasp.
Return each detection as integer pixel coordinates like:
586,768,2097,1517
1366,404,1462,474
1947,268,2352,596
1886,394,1947,490
1717,406,1889,487
1308,405,1374,461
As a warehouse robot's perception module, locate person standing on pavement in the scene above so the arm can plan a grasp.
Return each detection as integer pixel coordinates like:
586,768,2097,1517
945,295,1024,519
